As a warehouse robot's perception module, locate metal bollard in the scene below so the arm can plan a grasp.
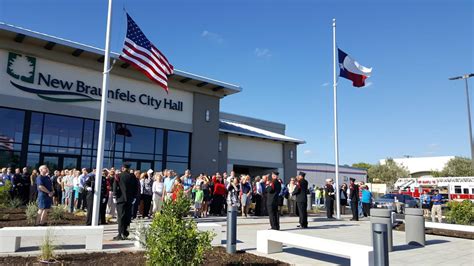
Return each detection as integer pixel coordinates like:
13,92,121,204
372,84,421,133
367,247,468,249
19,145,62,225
370,208,393,252
405,208,425,246
69,190,75,213
226,204,237,254
372,223,389,266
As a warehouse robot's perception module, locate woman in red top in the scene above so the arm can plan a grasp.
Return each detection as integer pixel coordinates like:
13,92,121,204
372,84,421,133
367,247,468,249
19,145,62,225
210,174,226,216
171,178,184,201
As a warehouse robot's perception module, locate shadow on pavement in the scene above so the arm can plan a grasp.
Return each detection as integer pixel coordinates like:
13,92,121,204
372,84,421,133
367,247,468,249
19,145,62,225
283,247,350,266
393,239,450,251
281,224,357,231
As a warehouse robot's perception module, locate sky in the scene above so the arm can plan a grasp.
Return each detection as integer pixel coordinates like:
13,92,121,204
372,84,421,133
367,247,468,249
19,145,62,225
0,0,472,165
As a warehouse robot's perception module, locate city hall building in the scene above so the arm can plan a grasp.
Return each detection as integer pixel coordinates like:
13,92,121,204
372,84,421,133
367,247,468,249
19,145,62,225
0,23,304,180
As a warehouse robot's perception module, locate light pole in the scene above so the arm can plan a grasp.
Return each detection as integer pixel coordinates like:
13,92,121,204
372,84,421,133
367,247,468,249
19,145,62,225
449,73,474,169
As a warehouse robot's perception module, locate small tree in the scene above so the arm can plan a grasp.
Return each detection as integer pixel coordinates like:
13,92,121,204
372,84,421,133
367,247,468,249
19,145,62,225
440,157,474,177
145,191,213,265
368,158,409,187
0,181,12,208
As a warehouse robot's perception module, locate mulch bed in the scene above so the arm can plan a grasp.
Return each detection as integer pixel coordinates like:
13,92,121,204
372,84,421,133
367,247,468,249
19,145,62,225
394,223,474,239
0,247,288,265
0,207,87,228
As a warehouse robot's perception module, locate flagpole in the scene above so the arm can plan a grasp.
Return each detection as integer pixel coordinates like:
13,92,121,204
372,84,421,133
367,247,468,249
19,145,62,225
92,0,113,226
332,18,341,220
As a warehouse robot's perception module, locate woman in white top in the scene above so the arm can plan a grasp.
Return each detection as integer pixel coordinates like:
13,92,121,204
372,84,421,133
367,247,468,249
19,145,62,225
287,177,297,216
72,169,80,210
152,173,164,214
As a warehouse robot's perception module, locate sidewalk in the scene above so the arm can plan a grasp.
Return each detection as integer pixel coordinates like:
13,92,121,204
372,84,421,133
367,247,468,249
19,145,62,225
2,214,473,266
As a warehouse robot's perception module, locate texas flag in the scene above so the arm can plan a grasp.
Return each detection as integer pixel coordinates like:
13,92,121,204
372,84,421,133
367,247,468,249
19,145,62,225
338,49,372,87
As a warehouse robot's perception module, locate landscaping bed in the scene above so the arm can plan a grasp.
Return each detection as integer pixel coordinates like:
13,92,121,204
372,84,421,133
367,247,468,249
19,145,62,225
394,223,474,240
0,207,87,228
0,247,288,265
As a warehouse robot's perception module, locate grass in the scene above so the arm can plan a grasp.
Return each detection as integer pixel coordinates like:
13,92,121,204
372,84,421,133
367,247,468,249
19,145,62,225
50,205,67,224
25,202,38,225
39,230,56,262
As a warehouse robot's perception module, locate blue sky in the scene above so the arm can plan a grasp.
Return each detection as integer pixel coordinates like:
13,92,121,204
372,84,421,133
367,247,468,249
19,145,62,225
0,0,472,165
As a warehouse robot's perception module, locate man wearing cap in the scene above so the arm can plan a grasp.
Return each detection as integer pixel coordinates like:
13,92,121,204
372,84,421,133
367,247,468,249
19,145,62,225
349,177,359,221
293,171,309,228
325,179,335,219
113,162,138,240
266,171,282,230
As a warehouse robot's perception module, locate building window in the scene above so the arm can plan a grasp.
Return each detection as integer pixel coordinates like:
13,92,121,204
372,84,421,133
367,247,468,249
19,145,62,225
0,107,24,143
124,125,154,154
0,107,191,172
29,113,44,145
167,131,189,157
42,114,83,147
166,130,190,175
0,108,24,167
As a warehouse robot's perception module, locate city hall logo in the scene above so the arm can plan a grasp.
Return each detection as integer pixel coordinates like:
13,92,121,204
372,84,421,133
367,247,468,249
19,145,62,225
6,52,99,102
5,52,183,111
7,52,36,84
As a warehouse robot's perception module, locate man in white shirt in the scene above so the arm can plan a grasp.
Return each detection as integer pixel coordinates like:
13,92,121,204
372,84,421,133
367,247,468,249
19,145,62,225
163,170,176,201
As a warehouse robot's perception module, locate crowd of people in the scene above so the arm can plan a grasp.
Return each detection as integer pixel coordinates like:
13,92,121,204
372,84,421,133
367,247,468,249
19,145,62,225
1,163,380,238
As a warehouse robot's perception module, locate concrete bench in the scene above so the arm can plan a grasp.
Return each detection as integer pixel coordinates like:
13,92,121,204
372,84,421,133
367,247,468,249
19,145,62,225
197,222,222,246
257,230,374,266
425,222,474,233
0,226,104,253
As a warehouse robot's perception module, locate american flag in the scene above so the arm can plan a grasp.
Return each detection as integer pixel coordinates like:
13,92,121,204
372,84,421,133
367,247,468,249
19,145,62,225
119,13,174,92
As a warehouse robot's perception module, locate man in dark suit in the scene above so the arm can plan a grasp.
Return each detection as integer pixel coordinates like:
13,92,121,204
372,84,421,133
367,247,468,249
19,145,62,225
113,163,138,240
266,171,281,230
325,179,335,219
85,170,108,226
293,171,309,228
349,178,359,221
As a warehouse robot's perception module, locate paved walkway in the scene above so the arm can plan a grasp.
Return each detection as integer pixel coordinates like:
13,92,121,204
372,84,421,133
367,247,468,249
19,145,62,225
2,214,473,266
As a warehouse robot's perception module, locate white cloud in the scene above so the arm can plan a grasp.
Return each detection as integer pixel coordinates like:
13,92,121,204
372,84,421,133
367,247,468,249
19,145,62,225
201,30,224,44
303,149,312,155
321,82,330,87
254,48,272,58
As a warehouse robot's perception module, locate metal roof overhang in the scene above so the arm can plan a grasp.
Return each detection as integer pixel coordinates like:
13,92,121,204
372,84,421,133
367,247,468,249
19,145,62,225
0,22,242,96
219,120,305,144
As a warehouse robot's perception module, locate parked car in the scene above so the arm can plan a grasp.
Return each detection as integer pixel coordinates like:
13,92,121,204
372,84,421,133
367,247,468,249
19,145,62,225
373,193,418,213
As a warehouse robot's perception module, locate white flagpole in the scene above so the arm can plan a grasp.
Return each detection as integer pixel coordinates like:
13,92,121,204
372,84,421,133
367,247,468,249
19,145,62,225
92,0,113,226
332,18,341,219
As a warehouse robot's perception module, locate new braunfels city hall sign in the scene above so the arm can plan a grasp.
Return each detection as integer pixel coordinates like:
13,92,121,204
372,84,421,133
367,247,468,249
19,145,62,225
5,51,183,111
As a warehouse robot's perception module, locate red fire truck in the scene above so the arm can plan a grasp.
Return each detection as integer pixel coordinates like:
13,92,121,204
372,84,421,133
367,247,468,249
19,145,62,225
394,176,474,201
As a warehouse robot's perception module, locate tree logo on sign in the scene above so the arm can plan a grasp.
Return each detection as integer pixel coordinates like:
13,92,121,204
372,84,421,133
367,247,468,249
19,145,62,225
7,52,36,84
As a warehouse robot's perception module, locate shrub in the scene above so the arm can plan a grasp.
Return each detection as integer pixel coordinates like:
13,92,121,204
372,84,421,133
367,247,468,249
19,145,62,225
145,191,213,265
39,230,56,262
0,181,12,207
25,202,38,225
50,205,66,224
8,197,22,209
445,200,474,225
